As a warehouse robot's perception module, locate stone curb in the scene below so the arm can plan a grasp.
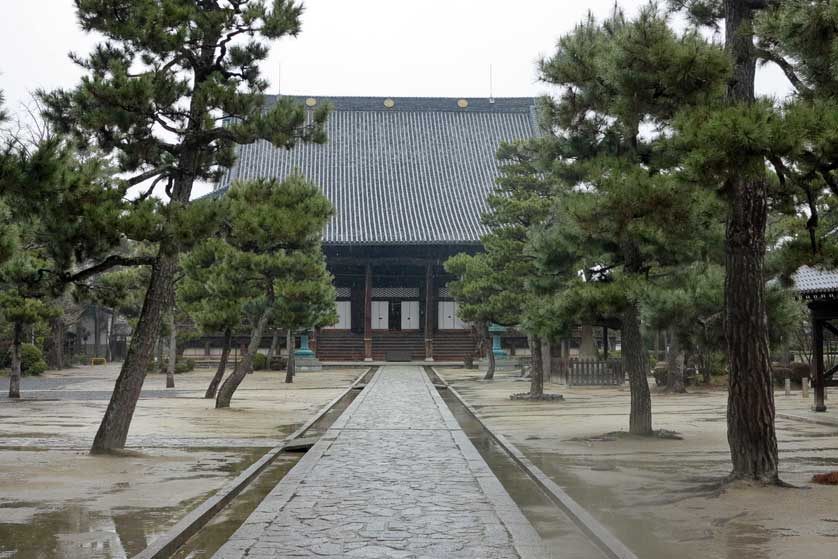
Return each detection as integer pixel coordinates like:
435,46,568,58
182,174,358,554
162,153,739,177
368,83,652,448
430,367,639,559
420,369,549,559
777,412,838,428
132,367,374,559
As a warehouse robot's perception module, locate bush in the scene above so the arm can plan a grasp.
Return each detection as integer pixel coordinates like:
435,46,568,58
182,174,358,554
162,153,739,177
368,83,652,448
773,361,811,385
252,352,268,371
20,344,48,376
652,362,697,386
176,358,195,374
159,357,195,374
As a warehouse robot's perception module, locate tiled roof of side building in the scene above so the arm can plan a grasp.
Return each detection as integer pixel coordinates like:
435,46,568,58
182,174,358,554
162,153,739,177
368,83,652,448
792,265,838,297
206,95,540,245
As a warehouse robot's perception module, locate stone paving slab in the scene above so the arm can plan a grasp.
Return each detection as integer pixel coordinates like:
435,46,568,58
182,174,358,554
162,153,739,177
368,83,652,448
212,366,548,559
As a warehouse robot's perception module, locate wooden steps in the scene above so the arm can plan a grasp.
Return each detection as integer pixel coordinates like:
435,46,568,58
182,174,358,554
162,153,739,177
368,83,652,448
433,331,476,362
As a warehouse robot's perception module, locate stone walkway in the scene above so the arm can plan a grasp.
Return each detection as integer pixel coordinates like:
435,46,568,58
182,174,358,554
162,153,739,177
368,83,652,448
212,366,548,559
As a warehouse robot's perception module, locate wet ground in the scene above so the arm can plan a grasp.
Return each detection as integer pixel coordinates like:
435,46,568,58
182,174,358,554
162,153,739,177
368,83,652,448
437,367,838,559
0,364,363,558
437,388,605,558
212,366,562,559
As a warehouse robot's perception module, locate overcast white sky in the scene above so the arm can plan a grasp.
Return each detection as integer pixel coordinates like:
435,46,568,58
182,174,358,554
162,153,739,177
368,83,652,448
0,0,792,198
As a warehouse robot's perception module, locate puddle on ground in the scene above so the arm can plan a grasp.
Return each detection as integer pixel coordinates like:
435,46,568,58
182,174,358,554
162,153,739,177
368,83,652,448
436,387,607,559
172,453,301,558
0,447,268,559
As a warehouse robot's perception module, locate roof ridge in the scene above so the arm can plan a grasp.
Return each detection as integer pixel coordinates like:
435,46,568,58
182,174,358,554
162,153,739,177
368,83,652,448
265,95,536,113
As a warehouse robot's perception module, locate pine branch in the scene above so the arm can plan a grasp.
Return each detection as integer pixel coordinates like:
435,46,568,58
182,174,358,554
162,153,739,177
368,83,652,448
124,166,171,187
133,174,168,202
64,255,156,285
755,48,812,97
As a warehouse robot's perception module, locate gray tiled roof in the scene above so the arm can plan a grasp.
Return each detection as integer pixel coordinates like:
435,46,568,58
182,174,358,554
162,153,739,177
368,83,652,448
210,95,539,245
792,265,838,295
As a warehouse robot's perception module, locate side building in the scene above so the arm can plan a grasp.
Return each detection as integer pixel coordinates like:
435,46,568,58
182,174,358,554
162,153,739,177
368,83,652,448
208,95,539,362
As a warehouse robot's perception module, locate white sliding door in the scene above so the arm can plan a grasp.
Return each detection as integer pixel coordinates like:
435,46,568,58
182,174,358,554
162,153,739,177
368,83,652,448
371,301,389,330
325,301,351,330
438,301,467,329
401,301,419,330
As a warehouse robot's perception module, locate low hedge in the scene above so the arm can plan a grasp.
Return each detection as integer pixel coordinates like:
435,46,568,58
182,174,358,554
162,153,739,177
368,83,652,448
773,361,811,385
251,352,268,371
0,344,48,376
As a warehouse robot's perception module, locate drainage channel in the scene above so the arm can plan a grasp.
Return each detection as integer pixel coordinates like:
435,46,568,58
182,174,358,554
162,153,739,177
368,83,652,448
144,366,378,559
425,366,617,559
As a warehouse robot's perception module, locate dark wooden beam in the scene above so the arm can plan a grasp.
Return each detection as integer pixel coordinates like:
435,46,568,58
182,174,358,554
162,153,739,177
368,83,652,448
813,318,827,412
424,263,434,361
364,263,373,361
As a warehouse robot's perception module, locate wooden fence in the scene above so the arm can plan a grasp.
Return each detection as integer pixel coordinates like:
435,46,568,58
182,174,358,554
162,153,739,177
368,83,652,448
552,357,624,386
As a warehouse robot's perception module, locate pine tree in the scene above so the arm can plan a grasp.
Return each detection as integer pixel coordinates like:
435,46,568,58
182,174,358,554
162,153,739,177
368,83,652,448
0,123,133,397
532,6,729,434
273,264,337,384
444,253,519,380
40,1,328,452
179,237,245,399
213,175,333,408
445,140,554,391
669,0,817,482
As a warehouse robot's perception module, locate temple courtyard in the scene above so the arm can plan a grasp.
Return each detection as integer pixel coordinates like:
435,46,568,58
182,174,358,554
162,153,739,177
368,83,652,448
0,365,837,559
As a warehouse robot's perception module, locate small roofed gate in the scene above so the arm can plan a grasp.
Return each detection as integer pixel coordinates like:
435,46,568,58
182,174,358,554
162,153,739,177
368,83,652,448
793,265,838,412
552,357,624,386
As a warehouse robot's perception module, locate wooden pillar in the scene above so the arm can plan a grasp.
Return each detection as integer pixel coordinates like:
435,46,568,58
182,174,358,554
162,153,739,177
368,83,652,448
364,263,373,361
602,326,609,360
424,263,434,361
813,316,827,412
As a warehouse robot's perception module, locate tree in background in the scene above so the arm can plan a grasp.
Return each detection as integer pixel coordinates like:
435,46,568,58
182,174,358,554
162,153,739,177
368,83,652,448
41,0,329,452
0,120,131,397
179,238,246,399
444,253,519,380
643,262,727,391
213,176,333,408
446,139,554,391
273,265,337,384
531,6,729,433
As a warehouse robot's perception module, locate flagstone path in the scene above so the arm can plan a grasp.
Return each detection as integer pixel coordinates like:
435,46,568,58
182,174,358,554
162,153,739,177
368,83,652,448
212,365,548,559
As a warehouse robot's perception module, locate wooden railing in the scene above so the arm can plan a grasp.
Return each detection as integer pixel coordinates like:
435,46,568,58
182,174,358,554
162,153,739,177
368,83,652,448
552,357,624,386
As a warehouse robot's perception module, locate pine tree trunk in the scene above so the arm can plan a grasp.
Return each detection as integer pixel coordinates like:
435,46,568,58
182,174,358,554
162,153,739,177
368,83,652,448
622,302,652,435
205,329,232,399
8,321,23,399
166,312,176,389
216,305,272,408
285,329,295,384
530,336,544,396
666,329,686,393
45,316,65,370
723,0,779,482
484,347,496,380
156,335,164,372
91,252,178,453
266,330,278,368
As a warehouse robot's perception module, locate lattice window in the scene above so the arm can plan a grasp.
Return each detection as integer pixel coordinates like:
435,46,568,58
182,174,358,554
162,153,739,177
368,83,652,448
371,287,420,298
335,287,351,299
437,287,451,299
